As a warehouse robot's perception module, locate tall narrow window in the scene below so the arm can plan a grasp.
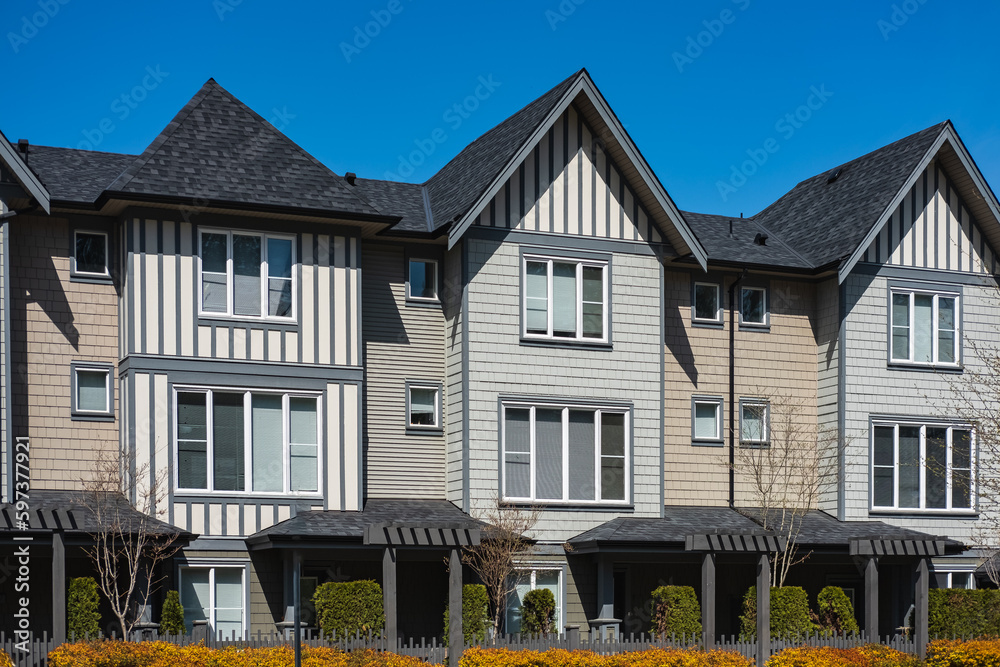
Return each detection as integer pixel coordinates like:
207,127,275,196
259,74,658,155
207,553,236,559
201,232,229,313
522,255,608,342
267,238,293,317
890,289,959,366
178,392,209,490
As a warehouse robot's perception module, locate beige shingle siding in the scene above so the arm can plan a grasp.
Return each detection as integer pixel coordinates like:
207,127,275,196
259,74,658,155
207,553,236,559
11,215,118,488
362,244,446,499
664,271,819,507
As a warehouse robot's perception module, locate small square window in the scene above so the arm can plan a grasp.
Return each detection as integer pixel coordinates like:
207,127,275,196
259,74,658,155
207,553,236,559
693,283,721,323
73,231,109,278
740,287,768,327
740,400,769,445
407,383,441,429
692,397,723,443
408,260,438,301
71,363,114,420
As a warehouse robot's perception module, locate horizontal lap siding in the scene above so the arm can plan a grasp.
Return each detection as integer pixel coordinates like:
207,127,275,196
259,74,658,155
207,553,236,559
362,245,446,499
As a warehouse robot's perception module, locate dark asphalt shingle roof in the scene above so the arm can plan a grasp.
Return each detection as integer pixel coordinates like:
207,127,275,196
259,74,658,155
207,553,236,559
352,178,428,233
21,144,134,204
249,499,481,542
682,211,811,269
0,490,188,537
105,79,384,219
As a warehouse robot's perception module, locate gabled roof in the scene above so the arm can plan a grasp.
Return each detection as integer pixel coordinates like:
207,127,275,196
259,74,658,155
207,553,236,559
0,129,50,213
101,79,389,221
682,211,811,270
25,145,134,204
352,178,429,234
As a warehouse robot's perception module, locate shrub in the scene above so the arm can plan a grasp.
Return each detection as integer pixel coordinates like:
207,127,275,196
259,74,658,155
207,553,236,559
739,586,816,639
767,644,921,667
926,639,1000,667
444,584,491,645
0,649,12,667
460,647,753,667
928,589,1000,638
313,580,385,640
158,590,185,636
67,577,101,640
816,586,860,637
520,588,556,635
651,585,702,640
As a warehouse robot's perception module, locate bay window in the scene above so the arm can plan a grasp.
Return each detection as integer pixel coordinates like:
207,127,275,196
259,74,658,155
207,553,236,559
890,288,959,366
523,255,608,342
199,229,295,320
176,388,320,494
502,401,628,504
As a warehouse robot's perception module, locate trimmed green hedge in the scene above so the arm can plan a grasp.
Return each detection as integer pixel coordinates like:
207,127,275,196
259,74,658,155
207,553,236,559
817,586,859,637
159,590,185,636
739,586,816,639
313,580,385,640
651,585,702,639
444,584,491,645
929,588,1000,637
67,577,101,639
520,588,556,635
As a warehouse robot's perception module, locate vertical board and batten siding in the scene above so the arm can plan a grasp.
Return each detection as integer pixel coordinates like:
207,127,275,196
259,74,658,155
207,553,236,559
361,245,446,499
861,165,998,273
444,244,464,506
472,105,665,246
815,277,840,514
123,217,360,366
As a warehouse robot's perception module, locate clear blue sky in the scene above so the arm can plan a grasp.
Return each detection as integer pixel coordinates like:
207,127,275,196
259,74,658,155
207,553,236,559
2,0,998,217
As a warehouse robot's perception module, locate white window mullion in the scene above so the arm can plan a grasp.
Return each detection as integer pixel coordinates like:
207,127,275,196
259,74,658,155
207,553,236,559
893,423,899,509
931,296,939,364
529,407,536,501
576,264,584,340
946,427,954,511
208,568,217,633
919,425,927,509
594,411,602,500
206,390,215,493
227,233,235,317
283,393,291,494
261,240,269,321
908,293,915,362
243,392,252,494
561,407,569,502
547,261,554,337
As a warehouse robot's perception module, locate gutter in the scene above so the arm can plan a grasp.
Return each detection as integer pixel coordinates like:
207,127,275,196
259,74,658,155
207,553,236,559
728,268,748,509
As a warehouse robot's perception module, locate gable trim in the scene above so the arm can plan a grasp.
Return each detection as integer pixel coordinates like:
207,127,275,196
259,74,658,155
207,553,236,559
0,130,50,213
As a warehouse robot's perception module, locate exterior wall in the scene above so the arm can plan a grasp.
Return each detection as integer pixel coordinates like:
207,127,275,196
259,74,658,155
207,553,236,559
472,106,667,248
663,270,819,507
361,243,446,499
444,243,464,507
10,215,119,489
465,232,662,541
815,277,841,513
0,213,6,502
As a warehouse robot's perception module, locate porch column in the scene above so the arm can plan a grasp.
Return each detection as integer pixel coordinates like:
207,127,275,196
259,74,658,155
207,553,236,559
448,548,463,662
915,558,929,659
864,557,878,641
756,554,770,667
383,547,397,648
52,532,66,644
701,553,715,647
293,551,302,667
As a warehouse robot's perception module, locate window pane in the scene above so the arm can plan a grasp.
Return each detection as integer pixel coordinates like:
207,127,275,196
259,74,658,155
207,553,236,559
536,571,561,628
926,427,947,509
741,403,766,442
213,392,245,491
290,398,318,443
891,294,910,360
568,410,595,501
938,297,956,363
695,402,719,440
505,572,531,634
202,273,228,313
201,233,228,273
409,388,437,426
601,413,625,457
215,569,244,639
251,394,283,492
180,569,210,634
874,468,894,508
694,284,719,321
504,409,531,498
601,457,625,501
873,426,895,466
898,426,920,508
582,267,603,339
952,573,972,589
741,288,765,324
552,263,577,337
178,393,208,489
601,413,625,502
290,444,318,492
913,294,933,363
75,233,107,274
409,260,437,300
526,262,548,334
953,429,972,470
268,238,292,278
77,370,107,412
267,278,292,317
953,468,972,510
233,235,261,316
535,408,563,500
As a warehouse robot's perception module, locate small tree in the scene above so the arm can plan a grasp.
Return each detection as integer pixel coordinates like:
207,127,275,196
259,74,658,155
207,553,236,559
67,577,101,639
816,586,859,637
79,448,180,639
520,588,556,636
159,590,185,636
461,495,542,638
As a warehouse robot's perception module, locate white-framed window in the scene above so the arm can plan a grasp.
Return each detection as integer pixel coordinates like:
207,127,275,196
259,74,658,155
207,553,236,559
179,565,246,639
71,362,114,420
740,286,768,326
692,396,723,444
72,230,110,278
871,421,974,512
740,399,769,445
407,259,438,302
199,228,295,320
505,566,563,635
890,289,959,366
175,387,321,495
693,282,722,323
501,401,628,504
406,382,441,429
935,568,976,589
523,255,608,342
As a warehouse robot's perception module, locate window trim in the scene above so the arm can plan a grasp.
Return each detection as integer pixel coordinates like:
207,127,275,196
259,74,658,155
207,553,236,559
869,418,976,514
520,252,611,344
887,285,962,369
405,380,443,433
739,398,770,446
70,362,115,421
692,282,723,325
739,285,769,329
71,229,112,283
197,228,297,322
500,398,631,506
691,396,724,446
505,563,566,635
406,258,440,304
177,561,249,640
172,385,323,498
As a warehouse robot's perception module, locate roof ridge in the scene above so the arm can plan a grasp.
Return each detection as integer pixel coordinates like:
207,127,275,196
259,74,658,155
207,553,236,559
30,144,138,159
747,216,814,268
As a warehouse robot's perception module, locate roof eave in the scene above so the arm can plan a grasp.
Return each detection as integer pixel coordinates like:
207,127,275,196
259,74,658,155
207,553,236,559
0,131,51,213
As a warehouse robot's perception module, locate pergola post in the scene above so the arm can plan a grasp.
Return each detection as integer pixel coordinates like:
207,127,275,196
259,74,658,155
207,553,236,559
449,548,463,662
915,558,929,659
52,532,66,644
293,551,302,667
756,554,770,667
864,557,878,641
383,547,398,648
701,553,715,648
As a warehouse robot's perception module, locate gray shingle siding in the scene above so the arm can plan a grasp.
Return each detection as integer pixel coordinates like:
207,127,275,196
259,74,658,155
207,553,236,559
444,243,465,506
816,276,840,513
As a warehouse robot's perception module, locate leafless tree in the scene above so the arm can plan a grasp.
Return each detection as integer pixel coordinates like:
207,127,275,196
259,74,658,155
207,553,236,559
462,495,542,638
79,448,181,638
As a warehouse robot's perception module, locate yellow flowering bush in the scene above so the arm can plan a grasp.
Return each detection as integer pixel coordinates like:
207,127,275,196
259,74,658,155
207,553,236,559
765,644,920,667
926,639,1000,666
459,647,753,667
0,649,13,667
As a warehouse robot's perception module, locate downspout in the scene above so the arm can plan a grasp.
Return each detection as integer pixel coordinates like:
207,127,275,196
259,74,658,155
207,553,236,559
728,268,748,509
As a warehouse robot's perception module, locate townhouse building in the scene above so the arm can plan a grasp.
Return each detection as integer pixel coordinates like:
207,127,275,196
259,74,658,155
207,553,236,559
0,69,997,648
